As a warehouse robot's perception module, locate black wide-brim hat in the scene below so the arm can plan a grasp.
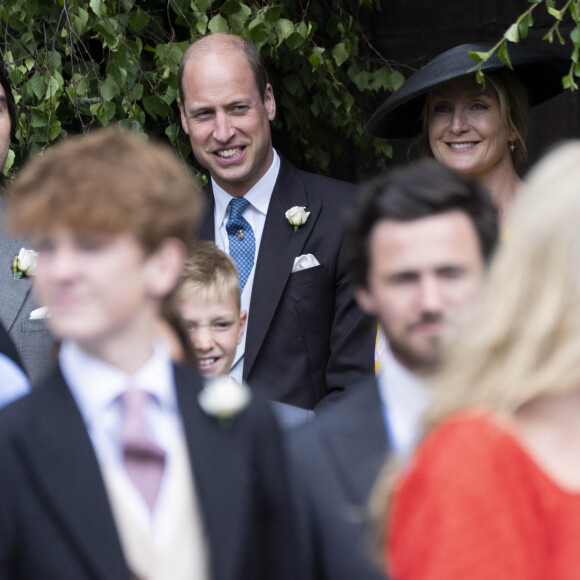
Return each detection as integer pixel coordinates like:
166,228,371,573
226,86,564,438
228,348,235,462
367,42,571,139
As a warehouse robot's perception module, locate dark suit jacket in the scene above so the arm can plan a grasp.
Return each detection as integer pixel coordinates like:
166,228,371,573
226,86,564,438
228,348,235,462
0,319,25,372
0,364,302,580
198,156,375,410
0,198,54,386
290,378,389,580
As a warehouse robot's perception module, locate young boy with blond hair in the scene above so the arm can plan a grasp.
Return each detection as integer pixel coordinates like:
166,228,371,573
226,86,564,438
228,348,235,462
0,128,302,580
178,242,315,429
176,241,246,378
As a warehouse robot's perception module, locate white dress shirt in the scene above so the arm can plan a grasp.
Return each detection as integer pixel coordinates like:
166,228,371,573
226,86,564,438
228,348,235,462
212,149,281,383
377,343,431,460
60,339,183,537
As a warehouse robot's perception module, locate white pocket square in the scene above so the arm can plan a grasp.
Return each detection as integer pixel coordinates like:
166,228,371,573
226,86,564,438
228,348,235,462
29,306,51,320
292,253,320,273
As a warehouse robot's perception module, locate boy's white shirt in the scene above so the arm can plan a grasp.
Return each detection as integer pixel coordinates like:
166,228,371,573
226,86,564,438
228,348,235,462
377,342,431,460
61,338,182,537
61,338,211,578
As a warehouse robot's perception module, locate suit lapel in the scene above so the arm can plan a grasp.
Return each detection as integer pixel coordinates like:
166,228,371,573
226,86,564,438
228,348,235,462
175,366,251,580
19,369,130,580
0,199,32,332
197,189,215,242
194,161,323,381
322,379,390,505
244,159,321,379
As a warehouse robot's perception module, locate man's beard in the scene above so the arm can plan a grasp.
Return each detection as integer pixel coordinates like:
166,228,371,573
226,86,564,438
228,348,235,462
389,313,444,375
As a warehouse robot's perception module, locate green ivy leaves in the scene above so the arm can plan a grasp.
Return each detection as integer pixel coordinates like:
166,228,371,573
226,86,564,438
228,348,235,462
470,0,579,92
1,0,401,179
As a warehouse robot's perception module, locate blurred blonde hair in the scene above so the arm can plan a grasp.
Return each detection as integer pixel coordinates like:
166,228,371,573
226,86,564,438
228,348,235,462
176,241,241,312
426,139,580,428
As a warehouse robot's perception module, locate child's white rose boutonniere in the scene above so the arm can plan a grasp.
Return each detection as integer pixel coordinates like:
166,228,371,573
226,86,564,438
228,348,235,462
285,206,310,232
198,376,252,426
12,248,38,279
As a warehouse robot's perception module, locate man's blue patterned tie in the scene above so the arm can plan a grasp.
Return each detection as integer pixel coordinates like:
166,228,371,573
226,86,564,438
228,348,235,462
226,198,255,293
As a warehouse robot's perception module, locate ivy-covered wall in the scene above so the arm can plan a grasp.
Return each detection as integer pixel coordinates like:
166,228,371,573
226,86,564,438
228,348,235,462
1,1,578,181
370,0,580,172
1,0,403,182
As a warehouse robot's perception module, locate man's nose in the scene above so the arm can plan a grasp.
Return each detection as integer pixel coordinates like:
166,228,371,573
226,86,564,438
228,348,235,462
417,278,443,313
46,247,80,281
213,112,235,142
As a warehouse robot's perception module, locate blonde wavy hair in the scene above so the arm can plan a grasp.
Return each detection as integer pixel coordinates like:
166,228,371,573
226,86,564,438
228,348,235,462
425,140,580,427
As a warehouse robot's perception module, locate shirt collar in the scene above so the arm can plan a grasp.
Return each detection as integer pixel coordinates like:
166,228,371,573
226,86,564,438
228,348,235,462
60,338,177,427
377,342,431,458
213,149,280,227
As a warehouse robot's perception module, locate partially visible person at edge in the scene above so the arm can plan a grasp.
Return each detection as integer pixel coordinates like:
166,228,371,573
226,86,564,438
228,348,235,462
376,140,580,580
0,62,54,394
368,42,569,374
177,32,375,411
176,240,314,429
289,160,498,580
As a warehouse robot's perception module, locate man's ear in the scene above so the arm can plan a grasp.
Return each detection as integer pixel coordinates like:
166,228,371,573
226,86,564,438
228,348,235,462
145,238,187,298
177,98,190,135
354,285,377,318
237,310,248,345
264,84,276,121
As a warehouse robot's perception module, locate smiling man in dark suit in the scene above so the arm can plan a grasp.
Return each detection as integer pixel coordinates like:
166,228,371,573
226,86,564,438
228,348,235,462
178,33,374,411
290,161,499,580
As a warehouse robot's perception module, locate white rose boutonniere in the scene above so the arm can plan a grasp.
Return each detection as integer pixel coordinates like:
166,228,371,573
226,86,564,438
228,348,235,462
285,206,310,232
198,376,252,425
12,247,38,279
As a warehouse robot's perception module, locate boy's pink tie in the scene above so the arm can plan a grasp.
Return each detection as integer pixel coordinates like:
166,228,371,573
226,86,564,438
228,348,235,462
121,388,166,511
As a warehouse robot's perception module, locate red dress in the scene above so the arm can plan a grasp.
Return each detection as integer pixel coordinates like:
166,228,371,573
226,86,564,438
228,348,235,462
388,411,580,580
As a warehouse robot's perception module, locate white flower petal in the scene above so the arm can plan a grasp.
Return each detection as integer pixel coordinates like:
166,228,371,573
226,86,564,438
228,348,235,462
285,206,310,228
198,376,251,419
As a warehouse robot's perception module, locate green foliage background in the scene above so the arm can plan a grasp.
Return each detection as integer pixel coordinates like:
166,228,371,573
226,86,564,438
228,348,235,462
1,0,578,181
469,0,580,90
0,0,401,181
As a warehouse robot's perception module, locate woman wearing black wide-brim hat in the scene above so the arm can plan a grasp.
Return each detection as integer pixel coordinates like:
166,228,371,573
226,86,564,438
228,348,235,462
368,42,569,227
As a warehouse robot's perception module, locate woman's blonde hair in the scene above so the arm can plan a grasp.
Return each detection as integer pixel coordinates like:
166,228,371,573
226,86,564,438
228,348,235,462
426,140,580,428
